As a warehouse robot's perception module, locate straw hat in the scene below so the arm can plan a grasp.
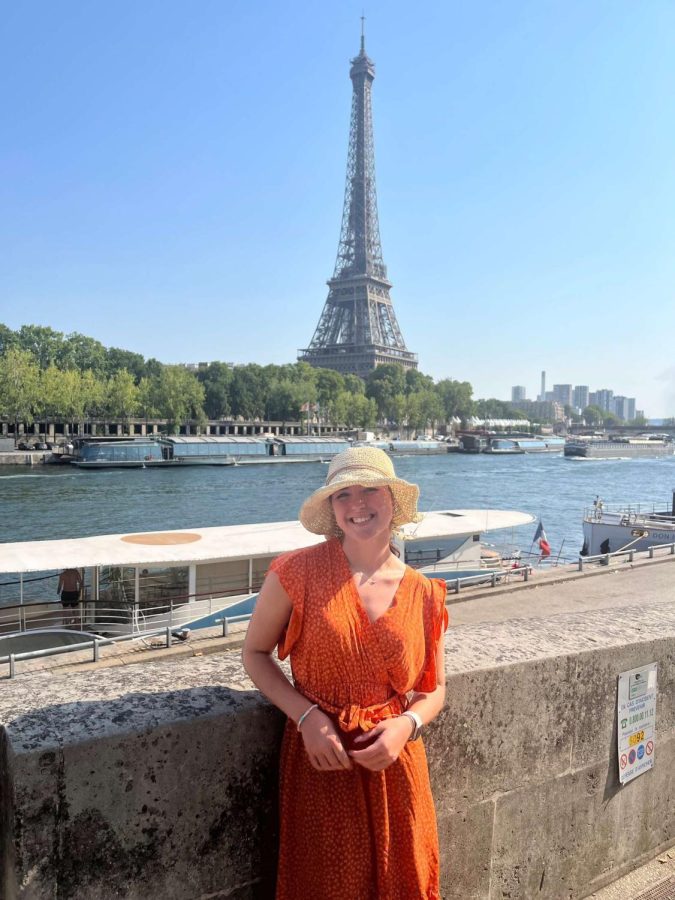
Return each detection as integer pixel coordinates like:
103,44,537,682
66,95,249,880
299,446,421,537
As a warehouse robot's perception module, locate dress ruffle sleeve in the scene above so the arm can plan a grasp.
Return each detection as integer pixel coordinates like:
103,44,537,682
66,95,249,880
413,577,449,693
269,550,306,659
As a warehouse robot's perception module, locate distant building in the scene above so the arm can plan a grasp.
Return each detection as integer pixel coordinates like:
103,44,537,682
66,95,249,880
538,370,546,401
613,396,637,421
511,399,565,422
552,384,573,407
573,385,589,410
511,386,527,402
595,389,614,412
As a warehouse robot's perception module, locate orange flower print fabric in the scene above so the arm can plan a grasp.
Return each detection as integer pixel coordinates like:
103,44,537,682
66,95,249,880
269,538,448,900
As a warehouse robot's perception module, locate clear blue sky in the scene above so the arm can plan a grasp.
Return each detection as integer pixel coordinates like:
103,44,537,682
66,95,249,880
2,1,674,415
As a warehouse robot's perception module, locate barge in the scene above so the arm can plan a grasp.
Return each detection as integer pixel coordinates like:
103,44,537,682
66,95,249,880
582,492,675,556
564,437,673,460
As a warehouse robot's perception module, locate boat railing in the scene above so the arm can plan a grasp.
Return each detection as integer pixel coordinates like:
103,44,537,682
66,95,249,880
0,581,258,639
578,541,675,571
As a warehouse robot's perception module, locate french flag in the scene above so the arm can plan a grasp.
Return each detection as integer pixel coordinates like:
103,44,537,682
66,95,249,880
533,520,551,557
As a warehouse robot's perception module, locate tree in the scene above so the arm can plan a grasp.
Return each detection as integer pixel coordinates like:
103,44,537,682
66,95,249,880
16,325,64,369
81,370,106,422
365,365,406,421
475,398,525,420
152,366,205,432
106,347,147,381
405,370,434,395
0,324,17,356
104,370,139,423
406,390,444,435
583,405,605,427
229,365,266,419
137,377,160,422
345,393,377,429
58,332,107,374
343,374,365,395
0,348,40,431
434,379,474,423
198,362,233,419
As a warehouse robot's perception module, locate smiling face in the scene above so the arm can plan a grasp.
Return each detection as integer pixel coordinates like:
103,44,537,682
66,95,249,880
329,484,394,543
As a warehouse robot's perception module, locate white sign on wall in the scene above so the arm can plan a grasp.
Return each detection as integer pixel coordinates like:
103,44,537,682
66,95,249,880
617,662,657,786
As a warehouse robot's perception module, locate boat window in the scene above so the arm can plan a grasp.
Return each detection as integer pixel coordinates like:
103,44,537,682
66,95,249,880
139,566,189,611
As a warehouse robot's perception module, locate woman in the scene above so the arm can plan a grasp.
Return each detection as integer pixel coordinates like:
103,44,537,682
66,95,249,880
242,446,448,899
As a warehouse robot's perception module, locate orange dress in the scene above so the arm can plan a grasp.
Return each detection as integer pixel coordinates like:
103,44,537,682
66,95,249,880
270,538,448,900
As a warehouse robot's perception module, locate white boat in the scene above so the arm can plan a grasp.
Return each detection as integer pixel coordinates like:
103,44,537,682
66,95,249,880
581,493,675,556
0,509,534,657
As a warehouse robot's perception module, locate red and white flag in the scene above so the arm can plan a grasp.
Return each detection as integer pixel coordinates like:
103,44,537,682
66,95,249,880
533,520,551,557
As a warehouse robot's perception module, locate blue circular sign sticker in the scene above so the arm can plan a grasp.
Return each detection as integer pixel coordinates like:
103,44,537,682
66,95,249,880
637,744,645,760
628,749,637,765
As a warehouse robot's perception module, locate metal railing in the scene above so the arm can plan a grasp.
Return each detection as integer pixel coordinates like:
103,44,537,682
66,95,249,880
0,625,186,679
444,565,532,595
577,542,675,571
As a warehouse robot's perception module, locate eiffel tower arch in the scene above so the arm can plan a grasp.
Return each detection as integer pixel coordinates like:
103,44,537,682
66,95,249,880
298,32,418,379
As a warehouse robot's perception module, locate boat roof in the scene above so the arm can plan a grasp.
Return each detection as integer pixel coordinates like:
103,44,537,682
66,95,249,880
0,509,534,574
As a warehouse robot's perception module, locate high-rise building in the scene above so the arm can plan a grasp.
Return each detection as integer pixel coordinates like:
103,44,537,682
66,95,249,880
573,385,589,410
511,386,527,402
553,384,573,407
538,371,546,401
613,396,637,421
299,33,417,377
595,389,614,412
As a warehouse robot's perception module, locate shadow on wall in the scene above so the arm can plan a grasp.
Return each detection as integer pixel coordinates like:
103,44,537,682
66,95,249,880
0,683,284,900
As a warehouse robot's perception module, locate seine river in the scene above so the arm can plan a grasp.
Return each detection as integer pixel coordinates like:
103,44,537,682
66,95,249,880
2,453,675,562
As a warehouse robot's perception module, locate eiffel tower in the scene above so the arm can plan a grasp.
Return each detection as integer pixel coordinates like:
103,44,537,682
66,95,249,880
298,31,418,378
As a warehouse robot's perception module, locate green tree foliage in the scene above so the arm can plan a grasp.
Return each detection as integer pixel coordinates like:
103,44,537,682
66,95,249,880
16,325,64,369
104,370,140,421
582,405,605,426
0,348,40,426
230,365,266,419
434,379,474,422
1,324,505,432
105,347,147,380
151,366,206,431
197,362,233,419
365,365,406,421
475,398,526,419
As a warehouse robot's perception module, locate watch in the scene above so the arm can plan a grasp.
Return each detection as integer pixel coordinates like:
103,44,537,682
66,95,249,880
401,710,423,741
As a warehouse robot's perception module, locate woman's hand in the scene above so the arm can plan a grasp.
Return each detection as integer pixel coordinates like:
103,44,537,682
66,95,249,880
299,709,352,772
348,716,414,771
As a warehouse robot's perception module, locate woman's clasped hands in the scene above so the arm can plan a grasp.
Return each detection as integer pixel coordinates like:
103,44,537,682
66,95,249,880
349,717,414,771
299,710,414,773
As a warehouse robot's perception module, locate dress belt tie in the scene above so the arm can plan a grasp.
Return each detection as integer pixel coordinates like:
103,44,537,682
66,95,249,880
296,685,407,733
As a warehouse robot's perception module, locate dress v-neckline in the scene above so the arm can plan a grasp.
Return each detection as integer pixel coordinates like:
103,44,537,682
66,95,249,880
335,539,409,626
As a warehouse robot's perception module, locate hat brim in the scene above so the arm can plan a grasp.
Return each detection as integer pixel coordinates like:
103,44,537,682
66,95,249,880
299,475,421,537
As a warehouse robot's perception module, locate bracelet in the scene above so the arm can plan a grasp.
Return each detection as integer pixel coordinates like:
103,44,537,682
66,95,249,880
401,710,423,741
297,703,319,732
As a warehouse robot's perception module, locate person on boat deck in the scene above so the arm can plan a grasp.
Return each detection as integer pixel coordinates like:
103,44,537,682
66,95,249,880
242,446,449,900
58,568,83,609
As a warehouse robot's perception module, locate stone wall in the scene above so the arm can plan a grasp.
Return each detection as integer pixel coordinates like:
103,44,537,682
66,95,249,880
1,600,673,899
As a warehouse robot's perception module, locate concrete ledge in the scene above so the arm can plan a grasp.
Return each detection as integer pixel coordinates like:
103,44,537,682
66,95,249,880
1,599,674,899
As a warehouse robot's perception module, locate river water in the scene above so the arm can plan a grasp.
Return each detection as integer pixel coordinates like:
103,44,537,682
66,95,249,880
3,454,675,561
